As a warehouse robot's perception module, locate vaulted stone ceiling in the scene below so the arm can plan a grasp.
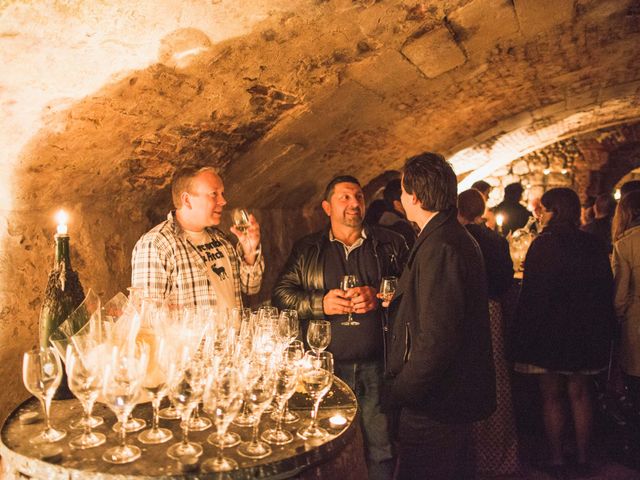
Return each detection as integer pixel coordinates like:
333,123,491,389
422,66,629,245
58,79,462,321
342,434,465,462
1,0,639,418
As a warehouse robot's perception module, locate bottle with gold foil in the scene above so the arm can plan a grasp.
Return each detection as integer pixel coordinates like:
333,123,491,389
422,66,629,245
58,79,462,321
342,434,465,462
38,211,85,399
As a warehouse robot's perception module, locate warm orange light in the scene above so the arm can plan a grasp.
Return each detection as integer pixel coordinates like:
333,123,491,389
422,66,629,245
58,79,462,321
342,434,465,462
55,210,68,235
329,414,347,427
496,213,504,227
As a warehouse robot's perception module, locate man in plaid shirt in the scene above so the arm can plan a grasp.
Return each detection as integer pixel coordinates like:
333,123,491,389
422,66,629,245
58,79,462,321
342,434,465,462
131,166,264,310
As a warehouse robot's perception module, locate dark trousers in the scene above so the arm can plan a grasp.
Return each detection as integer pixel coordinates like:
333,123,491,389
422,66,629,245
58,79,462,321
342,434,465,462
625,373,640,411
335,361,394,480
395,409,474,480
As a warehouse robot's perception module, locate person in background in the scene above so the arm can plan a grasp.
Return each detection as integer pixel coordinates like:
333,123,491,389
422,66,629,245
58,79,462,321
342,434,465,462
620,180,640,197
494,182,532,237
384,153,496,479
512,188,615,477
364,198,387,226
131,166,264,310
611,190,640,415
273,175,408,480
580,196,595,229
457,188,519,477
378,178,417,249
471,180,497,230
529,196,544,234
582,193,617,253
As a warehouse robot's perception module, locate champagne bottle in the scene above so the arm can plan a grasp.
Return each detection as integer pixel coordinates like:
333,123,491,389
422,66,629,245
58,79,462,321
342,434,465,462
38,232,85,399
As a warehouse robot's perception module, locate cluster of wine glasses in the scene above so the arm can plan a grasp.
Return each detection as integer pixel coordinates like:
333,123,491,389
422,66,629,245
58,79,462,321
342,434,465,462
23,298,339,472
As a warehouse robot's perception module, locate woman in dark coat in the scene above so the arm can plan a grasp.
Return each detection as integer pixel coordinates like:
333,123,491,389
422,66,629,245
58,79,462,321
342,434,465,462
512,188,615,472
458,188,519,476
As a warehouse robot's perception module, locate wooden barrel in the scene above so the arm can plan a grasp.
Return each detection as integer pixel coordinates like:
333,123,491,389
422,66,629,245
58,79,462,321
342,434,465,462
1,377,367,479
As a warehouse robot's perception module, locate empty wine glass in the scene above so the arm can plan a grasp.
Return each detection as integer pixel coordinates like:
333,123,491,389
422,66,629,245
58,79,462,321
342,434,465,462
166,356,207,460
379,276,398,304
237,367,276,459
341,275,360,326
307,320,331,354
279,309,300,343
22,347,67,444
298,351,334,440
231,208,251,233
262,348,300,445
138,335,173,444
66,345,105,449
278,340,304,424
102,345,148,464
202,367,244,472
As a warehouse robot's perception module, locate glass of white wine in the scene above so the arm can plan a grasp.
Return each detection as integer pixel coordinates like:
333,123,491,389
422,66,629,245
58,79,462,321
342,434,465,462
22,347,67,444
379,276,398,304
231,208,251,234
340,275,360,326
298,351,334,440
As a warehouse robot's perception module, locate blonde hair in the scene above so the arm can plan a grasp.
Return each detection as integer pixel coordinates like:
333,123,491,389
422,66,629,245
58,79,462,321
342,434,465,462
612,190,640,242
171,166,218,208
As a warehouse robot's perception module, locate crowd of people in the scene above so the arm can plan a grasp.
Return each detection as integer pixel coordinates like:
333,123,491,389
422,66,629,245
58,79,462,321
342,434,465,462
130,156,640,479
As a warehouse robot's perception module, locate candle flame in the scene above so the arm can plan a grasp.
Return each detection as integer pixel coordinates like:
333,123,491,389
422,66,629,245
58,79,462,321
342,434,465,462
55,209,68,235
614,189,621,201
329,414,347,427
496,213,504,227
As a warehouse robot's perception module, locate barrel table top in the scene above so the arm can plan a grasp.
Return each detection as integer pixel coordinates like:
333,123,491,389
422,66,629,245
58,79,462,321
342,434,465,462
1,377,362,479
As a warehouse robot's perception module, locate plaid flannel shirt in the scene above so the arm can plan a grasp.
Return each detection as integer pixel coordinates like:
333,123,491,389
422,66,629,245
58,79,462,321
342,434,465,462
131,211,264,310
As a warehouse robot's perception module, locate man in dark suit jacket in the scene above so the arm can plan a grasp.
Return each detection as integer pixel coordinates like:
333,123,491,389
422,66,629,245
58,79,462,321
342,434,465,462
384,152,496,479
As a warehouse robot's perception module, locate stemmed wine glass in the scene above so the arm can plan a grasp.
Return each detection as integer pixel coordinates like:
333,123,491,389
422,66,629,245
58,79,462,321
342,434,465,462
379,276,398,304
237,366,277,459
22,347,67,444
307,320,331,354
341,275,359,326
138,336,173,444
279,309,300,343
202,366,244,472
262,346,301,445
231,208,251,234
101,345,148,464
276,340,304,424
298,351,334,440
166,355,207,460
66,345,105,449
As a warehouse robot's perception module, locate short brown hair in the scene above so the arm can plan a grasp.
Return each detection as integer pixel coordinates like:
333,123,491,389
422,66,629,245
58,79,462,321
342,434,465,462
171,166,218,208
458,189,486,222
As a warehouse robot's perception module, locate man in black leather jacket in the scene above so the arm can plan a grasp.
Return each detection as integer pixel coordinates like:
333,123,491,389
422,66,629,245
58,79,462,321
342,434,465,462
273,175,408,480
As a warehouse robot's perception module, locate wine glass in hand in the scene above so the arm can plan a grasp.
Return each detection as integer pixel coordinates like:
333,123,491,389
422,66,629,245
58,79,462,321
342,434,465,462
340,275,359,326
306,320,331,354
22,347,67,444
379,276,398,305
231,208,251,234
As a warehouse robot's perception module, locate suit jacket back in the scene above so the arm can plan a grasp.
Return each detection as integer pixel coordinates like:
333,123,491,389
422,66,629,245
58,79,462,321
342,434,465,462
386,209,496,423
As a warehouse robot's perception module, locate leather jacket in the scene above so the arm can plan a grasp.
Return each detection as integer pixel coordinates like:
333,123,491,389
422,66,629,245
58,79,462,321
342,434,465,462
272,225,408,321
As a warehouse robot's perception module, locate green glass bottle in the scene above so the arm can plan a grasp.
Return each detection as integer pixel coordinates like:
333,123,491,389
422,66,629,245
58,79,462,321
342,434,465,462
38,231,85,400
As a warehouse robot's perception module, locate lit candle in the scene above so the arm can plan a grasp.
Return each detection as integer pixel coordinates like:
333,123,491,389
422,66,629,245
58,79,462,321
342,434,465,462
614,189,621,201
55,210,68,235
496,213,504,235
329,414,347,427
